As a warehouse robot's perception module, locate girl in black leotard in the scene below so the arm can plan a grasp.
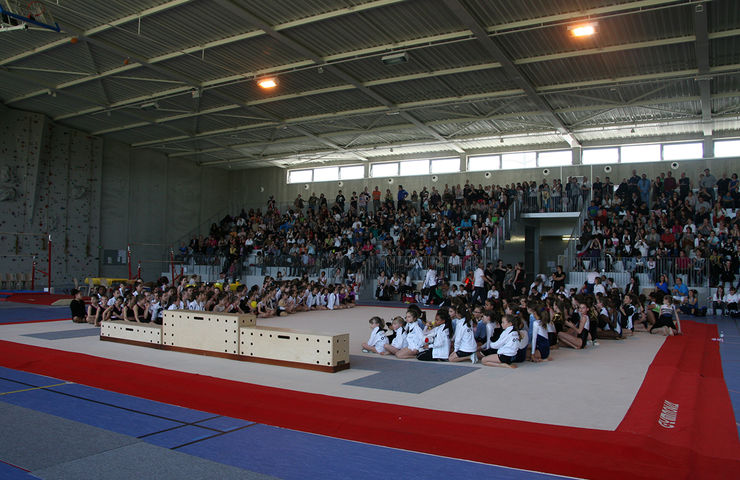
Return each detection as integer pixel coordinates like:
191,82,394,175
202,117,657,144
104,297,124,321
86,296,101,326
133,296,151,323
122,297,136,321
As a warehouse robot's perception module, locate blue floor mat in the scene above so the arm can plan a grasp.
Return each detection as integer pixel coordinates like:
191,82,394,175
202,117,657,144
0,378,38,394
0,388,183,437
47,383,216,424
0,305,69,323
178,423,560,480
0,366,63,387
194,416,255,432
142,424,221,449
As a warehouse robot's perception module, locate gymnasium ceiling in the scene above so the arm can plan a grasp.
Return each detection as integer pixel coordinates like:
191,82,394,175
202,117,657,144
1,0,739,169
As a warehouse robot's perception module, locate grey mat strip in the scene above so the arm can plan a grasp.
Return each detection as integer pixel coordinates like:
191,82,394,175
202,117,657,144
0,401,279,480
32,443,279,480
0,402,138,471
344,355,476,393
23,329,100,340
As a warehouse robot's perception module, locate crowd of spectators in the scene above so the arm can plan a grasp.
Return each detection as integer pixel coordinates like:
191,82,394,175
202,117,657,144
171,165,738,298
572,168,739,289
181,182,521,281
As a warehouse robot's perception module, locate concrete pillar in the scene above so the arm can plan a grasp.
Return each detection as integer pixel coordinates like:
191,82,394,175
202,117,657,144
524,224,539,285
702,135,714,158
571,146,582,165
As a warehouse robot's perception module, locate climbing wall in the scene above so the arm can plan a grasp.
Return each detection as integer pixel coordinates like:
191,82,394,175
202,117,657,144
0,106,102,287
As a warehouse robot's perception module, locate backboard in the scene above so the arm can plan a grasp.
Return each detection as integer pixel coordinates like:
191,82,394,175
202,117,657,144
1,0,60,32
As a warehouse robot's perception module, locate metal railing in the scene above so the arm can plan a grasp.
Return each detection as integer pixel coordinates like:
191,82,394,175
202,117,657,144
520,189,589,213
567,254,711,287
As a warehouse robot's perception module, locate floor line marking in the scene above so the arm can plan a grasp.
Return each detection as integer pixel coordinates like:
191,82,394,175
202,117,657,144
0,381,71,395
137,415,225,439
170,423,259,450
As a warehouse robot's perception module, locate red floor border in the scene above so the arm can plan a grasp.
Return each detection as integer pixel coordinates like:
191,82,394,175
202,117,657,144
0,321,737,479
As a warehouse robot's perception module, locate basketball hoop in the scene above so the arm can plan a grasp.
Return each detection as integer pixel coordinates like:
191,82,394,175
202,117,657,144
0,0,59,32
23,0,44,20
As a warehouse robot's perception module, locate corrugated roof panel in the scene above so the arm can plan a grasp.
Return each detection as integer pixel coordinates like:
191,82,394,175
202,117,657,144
252,89,381,119
0,29,64,63
709,0,740,33
460,0,621,27
58,0,178,31
11,95,96,118
107,122,186,143
710,36,740,68
284,1,465,57
100,0,260,58
230,0,367,27
183,36,309,79
519,43,696,88
7,46,98,78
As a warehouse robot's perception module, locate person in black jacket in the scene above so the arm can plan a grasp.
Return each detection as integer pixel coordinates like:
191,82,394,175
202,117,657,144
70,289,86,323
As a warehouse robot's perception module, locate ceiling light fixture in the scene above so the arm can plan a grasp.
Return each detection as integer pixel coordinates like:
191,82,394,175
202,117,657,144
381,52,409,65
568,23,597,38
257,77,278,89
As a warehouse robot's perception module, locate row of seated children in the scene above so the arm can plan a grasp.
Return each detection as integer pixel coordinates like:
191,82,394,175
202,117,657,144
83,276,358,325
361,302,535,368
361,289,683,367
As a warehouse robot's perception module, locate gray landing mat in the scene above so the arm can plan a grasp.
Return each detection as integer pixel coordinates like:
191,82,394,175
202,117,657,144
0,402,138,471
344,355,476,393
23,329,101,340
32,442,280,480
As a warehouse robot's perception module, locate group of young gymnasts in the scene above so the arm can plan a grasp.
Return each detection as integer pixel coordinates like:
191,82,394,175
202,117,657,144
361,289,682,368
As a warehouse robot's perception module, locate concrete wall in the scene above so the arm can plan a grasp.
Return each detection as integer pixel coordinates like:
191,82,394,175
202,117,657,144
99,140,232,279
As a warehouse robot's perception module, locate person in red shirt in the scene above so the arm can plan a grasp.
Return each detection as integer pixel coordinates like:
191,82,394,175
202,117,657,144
663,171,677,193
660,230,675,245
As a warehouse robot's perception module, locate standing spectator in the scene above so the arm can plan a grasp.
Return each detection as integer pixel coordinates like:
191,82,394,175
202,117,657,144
335,190,346,211
371,186,381,212
638,173,651,206
678,172,691,200
700,168,717,201
663,171,677,195
473,262,486,305
397,185,408,210
358,187,369,213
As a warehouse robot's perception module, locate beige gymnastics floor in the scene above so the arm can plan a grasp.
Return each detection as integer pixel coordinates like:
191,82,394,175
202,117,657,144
0,306,665,431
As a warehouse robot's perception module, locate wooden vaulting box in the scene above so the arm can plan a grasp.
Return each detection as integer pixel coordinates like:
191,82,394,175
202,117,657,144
100,320,162,347
162,310,256,355
240,325,349,371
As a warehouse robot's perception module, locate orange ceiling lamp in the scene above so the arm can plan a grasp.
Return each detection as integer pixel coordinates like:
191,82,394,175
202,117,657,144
257,77,278,89
568,23,597,38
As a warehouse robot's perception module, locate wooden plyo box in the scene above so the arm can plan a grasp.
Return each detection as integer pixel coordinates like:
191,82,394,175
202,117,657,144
162,310,256,355
239,326,350,372
99,320,162,347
